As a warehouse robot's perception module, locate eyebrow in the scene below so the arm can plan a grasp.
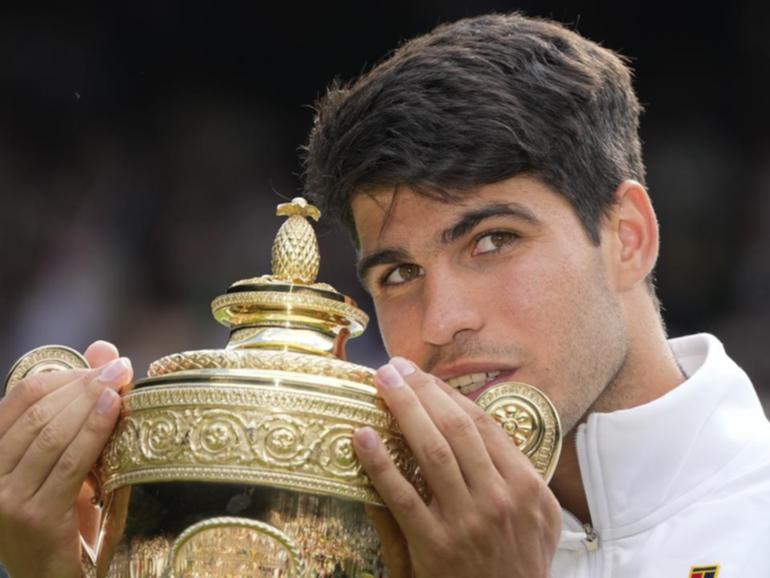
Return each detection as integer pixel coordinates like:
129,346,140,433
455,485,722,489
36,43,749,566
440,201,541,244
356,247,413,285
356,201,541,285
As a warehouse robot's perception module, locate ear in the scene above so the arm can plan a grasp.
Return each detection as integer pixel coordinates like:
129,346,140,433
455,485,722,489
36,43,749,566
602,180,659,292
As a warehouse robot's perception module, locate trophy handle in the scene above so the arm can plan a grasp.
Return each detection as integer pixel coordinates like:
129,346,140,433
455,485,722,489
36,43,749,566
4,344,91,396
164,517,305,578
475,381,562,483
3,345,110,575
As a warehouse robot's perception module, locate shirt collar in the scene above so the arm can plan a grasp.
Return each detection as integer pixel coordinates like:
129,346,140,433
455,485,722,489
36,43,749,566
575,333,767,537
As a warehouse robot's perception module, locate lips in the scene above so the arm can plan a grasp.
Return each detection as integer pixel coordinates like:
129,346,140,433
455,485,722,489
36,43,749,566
446,371,501,395
444,369,517,401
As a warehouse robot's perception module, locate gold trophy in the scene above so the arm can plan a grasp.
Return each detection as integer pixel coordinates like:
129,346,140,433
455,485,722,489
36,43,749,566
3,198,561,578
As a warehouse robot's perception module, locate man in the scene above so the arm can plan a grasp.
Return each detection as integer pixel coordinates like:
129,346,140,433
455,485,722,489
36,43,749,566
0,12,768,578
302,11,770,578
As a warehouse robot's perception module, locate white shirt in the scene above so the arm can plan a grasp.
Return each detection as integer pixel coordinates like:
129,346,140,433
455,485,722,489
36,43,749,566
552,334,770,578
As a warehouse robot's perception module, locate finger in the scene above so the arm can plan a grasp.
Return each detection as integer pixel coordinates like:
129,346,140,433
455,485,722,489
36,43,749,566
433,376,534,480
365,504,413,578
84,340,120,368
0,368,89,437
0,370,100,472
36,385,121,515
375,362,471,509
4,358,131,498
353,426,434,542
85,342,134,395
390,357,500,491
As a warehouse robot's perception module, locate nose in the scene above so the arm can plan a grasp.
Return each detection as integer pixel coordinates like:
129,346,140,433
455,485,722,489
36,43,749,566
420,269,484,346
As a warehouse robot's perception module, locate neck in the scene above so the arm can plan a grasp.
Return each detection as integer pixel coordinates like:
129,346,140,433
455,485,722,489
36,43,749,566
548,306,686,525
549,433,590,523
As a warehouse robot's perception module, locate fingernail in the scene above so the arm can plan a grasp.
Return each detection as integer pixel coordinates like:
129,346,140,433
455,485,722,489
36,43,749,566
355,427,379,450
98,358,132,384
390,357,416,377
95,388,118,415
377,364,404,389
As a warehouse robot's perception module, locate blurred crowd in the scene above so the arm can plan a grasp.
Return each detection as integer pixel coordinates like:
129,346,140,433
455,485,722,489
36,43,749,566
1,2,768,400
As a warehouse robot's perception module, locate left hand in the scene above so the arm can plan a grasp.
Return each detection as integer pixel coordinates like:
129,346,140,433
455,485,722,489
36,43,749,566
0,341,130,578
353,357,561,578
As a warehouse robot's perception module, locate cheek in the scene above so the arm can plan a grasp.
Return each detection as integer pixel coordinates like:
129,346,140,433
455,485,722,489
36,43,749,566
489,245,607,373
505,244,619,364
373,297,423,359
493,249,585,323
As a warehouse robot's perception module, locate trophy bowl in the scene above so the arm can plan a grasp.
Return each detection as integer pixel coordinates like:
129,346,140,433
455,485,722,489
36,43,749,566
3,198,561,578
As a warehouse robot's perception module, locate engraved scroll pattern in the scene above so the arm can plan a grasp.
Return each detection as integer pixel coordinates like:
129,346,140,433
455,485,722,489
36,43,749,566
100,386,415,505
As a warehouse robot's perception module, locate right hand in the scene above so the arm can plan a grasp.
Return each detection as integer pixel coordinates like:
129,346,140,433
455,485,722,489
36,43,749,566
0,341,132,578
354,359,561,578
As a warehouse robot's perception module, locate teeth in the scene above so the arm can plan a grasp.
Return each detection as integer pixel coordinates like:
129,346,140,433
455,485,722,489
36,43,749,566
446,371,501,395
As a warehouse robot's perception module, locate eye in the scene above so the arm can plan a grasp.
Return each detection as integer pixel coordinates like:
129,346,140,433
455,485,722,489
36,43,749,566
472,231,518,256
382,263,424,286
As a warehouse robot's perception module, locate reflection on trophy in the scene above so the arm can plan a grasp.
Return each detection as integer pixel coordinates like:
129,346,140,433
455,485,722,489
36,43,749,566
3,197,561,578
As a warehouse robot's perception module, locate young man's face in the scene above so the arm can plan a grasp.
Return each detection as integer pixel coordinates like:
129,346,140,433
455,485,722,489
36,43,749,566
352,175,630,434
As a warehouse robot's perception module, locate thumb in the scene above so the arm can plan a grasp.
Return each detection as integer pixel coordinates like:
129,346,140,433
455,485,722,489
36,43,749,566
84,340,120,369
84,341,134,394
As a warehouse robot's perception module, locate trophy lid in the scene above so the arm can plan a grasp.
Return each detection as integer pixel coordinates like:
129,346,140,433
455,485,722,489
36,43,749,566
145,197,375,390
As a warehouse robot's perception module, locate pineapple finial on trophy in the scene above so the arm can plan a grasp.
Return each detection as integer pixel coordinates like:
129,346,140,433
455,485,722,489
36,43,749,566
209,195,369,356
272,197,321,284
